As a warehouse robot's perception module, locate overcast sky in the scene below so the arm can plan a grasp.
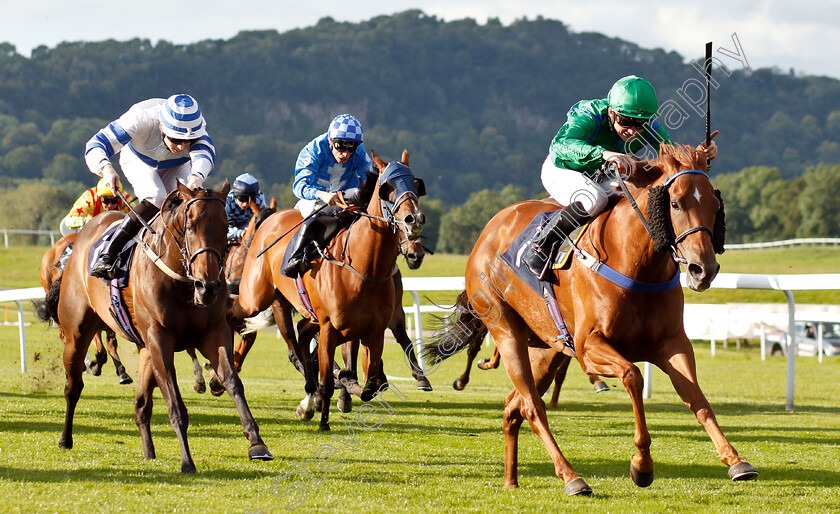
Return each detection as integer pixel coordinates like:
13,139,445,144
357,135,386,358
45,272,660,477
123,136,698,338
1,0,838,80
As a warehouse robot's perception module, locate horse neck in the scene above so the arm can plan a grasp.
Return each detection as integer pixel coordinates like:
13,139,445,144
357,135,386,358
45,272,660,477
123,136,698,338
597,176,675,283
342,194,400,276
145,214,188,277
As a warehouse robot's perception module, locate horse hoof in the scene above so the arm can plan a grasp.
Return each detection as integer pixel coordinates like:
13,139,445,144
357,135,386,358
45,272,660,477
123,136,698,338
630,464,654,487
296,404,314,421
319,422,330,432
477,359,489,370
119,374,134,385
181,462,197,474
452,379,466,391
58,438,72,450
249,444,274,461
415,378,433,391
337,391,352,413
564,478,592,496
360,389,375,402
729,462,758,481
593,381,609,392
193,381,206,394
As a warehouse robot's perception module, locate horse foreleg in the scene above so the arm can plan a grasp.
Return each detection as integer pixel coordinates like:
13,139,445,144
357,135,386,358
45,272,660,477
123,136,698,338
201,334,273,463
316,327,339,431
134,348,156,459
579,335,653,487
658,342,758,480
146,339,195,473
295,320,320,421
104,330,132,385
208,330,255,396
392,314,432,391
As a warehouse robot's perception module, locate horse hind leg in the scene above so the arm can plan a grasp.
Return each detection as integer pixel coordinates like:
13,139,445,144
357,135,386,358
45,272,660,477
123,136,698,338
477,345,501,370
186,348,206,394
59,323,98,450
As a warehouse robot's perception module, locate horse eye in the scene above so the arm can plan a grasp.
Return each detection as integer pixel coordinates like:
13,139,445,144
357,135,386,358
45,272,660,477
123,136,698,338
670,201,680,210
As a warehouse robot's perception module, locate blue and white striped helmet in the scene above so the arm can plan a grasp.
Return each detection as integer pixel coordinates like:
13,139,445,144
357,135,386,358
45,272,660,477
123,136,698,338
159,94,206,140
328,114,363,143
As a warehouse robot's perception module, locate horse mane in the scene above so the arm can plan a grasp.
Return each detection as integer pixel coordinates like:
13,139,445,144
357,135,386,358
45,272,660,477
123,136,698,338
653,143,708,176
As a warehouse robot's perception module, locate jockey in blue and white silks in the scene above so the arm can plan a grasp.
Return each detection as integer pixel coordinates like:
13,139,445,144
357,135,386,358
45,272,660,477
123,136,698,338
285,114,373,276
84,94,217,279
225,173,267,243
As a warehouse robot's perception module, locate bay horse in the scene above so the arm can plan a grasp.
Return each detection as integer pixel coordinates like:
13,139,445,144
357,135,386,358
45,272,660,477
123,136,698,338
38,233,132,385
231,150,425,431
44,181,272,473
424,143,756,494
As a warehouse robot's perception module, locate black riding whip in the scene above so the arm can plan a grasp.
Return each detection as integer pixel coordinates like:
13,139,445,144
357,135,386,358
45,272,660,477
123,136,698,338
116,189,156,236
705,41,712,147
255,202,329,259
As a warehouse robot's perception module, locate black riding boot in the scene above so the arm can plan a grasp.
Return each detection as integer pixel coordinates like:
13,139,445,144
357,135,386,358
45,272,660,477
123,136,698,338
283,217,319,277
521,201,591,279
90,200,158,279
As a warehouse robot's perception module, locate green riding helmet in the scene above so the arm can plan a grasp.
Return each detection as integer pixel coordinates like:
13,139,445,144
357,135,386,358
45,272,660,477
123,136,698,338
607,75,659,119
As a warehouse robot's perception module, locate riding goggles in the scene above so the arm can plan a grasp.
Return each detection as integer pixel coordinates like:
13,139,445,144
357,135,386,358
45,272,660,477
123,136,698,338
333,140,360,152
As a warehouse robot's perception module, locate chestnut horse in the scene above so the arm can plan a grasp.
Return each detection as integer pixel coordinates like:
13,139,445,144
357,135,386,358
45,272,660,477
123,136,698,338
44,182,271,472
231,150,425,431
39,233,132,385
424,144,756,494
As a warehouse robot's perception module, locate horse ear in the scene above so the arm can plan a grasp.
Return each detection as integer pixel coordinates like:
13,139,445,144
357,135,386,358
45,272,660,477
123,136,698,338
371,151,386,173
270,196,277,209
414,178,426,197
401,149,410,166
176,180,192,197
220,178,231,197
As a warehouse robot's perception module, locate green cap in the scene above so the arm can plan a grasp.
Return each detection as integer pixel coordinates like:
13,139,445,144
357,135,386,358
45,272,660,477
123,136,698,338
607,75,658,119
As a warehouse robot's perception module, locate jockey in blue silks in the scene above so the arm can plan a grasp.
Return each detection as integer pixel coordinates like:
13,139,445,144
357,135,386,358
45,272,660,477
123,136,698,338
225,173,267,243
284,114,373,276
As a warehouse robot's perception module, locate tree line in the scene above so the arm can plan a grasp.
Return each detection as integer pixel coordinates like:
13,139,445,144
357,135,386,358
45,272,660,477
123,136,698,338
1,10,839,251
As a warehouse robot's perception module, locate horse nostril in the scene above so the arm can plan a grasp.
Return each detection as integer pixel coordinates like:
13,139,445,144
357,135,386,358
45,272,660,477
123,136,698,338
688,263,703,277
417,213,426,225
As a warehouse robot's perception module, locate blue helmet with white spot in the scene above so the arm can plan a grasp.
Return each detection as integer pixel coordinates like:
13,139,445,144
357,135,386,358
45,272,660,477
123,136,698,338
159,94,206,140
328,114,363,143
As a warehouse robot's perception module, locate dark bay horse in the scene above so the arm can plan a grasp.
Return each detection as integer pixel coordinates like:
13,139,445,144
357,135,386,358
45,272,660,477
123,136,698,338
44,182,271,473
38,233,132,385
231,150,425,431
425,144,756,494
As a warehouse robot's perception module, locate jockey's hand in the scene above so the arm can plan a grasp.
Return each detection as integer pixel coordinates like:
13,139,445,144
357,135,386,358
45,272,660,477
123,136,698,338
697,130,719,161
101,163,120,192
186,174,204,190
317,191,338,206
601,151,636,178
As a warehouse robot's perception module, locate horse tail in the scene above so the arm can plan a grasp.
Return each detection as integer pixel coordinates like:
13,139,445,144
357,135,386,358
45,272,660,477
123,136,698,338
422,290,488,363
43,275,62,324
241,307,277,335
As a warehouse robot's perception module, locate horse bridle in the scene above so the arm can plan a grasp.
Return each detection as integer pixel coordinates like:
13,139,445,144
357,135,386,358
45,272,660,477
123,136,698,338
160,195,226,282
616,168,715,264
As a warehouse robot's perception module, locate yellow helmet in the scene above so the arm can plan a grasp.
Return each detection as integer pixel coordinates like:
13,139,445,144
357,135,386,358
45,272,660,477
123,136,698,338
96,178,122,198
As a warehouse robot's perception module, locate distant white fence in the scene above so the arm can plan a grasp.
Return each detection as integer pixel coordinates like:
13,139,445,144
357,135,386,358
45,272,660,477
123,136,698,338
0,229,60,247
725,237,840,250
3,272,840,411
